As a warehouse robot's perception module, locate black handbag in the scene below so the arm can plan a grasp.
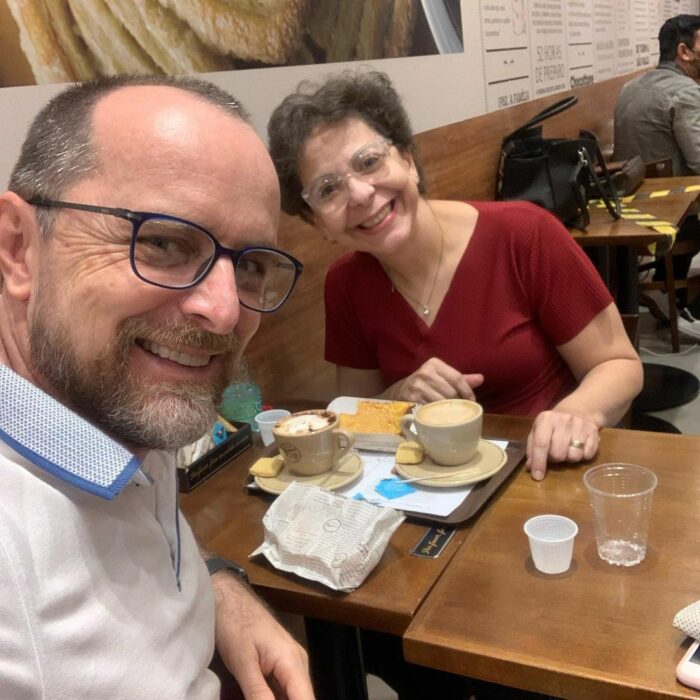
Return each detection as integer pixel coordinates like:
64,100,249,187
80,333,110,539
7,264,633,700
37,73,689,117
496,96,621,229
605,155,646,196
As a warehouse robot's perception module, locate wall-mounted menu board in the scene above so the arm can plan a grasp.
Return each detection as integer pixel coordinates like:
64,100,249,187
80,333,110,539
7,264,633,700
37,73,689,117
0,0,699,185
474,0,699,113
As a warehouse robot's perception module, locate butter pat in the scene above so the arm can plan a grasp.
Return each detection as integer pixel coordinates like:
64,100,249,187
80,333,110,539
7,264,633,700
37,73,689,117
396,441,424,464
250,455,284,478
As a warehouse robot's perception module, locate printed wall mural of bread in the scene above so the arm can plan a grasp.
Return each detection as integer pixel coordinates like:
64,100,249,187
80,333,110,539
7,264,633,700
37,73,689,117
0,0,447,87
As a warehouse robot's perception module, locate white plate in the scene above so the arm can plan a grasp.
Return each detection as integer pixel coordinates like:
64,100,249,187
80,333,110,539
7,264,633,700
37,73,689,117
394,439,508,488
327,396,412,452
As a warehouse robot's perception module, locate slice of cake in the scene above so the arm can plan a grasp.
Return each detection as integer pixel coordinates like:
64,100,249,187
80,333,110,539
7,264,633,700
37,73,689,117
339,400,414,435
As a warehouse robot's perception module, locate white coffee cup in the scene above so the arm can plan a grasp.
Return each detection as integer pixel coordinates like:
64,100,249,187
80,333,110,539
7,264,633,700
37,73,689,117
400,399,483,466
272,410,354,476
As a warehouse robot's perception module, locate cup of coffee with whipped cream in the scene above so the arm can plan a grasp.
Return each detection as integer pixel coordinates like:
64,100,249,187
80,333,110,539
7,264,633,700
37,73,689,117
401,399,483,466
272,410,355,476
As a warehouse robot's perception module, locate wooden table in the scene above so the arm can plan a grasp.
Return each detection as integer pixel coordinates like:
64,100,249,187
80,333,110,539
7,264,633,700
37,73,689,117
573,180,698,247
403,417,700,699
181,444,479,635
570,177,699,317
180,424,517,698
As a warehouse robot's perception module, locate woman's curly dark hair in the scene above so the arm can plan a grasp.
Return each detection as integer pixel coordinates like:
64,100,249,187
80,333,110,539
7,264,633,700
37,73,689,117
267,69,425,223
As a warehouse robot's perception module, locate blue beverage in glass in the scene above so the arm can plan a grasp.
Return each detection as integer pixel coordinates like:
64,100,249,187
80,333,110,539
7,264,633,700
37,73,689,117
219,381,262,429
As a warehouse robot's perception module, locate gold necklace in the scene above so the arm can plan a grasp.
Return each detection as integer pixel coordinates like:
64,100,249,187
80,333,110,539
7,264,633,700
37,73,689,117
385,204,445,316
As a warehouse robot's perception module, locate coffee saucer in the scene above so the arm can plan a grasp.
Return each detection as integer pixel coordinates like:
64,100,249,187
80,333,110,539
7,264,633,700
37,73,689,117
394,439,507,488
255,452,364,495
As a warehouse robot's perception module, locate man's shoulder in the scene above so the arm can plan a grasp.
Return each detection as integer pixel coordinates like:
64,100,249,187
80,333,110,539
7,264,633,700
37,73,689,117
622,63,694,94
0,364,141,500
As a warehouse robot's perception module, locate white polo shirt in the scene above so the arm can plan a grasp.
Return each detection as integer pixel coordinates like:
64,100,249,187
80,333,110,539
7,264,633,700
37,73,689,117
0,365,220,699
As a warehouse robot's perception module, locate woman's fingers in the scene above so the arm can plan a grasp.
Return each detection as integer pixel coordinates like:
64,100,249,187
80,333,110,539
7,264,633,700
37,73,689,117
526,411,599,480
398,359,484,403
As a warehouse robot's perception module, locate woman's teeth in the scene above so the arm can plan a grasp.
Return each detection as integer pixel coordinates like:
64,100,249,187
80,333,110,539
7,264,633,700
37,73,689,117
140,339,211,367
361,202,392,229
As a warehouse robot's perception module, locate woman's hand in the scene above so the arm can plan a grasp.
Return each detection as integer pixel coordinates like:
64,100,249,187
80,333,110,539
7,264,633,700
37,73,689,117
525,410,599,481
395,357,484,403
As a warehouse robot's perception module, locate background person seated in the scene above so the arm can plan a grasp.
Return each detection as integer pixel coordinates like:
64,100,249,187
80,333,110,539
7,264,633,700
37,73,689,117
614,14,700,338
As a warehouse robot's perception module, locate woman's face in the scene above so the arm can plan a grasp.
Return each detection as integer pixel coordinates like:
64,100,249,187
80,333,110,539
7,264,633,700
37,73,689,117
297,117,420,255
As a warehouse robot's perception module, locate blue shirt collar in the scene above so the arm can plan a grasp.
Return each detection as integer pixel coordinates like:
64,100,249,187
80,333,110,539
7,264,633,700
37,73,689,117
0,364,141,500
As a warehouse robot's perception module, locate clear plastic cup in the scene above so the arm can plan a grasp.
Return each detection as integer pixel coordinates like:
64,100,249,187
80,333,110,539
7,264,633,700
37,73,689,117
524,514,578,574
255,409,291,446
583,463,657,567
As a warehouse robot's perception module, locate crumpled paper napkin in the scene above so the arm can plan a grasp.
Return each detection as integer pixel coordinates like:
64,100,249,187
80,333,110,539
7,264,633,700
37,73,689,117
251,482,404,592
674,600,700,640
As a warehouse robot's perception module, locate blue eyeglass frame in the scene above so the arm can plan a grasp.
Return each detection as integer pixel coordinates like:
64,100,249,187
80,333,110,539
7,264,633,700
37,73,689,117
27,197,304,313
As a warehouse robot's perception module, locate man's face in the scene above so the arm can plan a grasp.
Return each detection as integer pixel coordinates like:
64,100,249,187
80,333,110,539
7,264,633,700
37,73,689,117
26,86,280,451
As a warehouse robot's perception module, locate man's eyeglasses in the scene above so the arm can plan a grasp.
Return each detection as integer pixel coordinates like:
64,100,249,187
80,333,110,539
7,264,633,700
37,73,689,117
301,139,392,214
28,198,303,313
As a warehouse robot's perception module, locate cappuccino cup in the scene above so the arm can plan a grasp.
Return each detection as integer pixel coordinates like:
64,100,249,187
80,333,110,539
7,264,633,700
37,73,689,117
401,399,483,466
272,410,354,476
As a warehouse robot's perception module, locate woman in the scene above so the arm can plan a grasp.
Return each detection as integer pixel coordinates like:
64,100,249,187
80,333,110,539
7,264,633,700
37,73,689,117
268,70,643,481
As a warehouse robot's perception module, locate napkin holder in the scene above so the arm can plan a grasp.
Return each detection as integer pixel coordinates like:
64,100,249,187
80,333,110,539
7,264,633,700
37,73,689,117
177,421,252,493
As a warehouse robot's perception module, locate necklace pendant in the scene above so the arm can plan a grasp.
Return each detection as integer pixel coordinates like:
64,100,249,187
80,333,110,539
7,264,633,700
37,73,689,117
422,305,430,316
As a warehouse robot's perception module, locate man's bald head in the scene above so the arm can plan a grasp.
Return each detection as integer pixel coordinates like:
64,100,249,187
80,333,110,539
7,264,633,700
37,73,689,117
8,75,250,238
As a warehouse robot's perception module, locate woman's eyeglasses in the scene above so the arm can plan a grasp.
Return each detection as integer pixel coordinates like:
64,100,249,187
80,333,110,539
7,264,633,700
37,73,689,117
28,198,303,313
301,139,392,213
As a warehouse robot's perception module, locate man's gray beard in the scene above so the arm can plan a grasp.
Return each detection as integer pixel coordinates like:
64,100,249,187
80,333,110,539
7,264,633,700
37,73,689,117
29,293,240,450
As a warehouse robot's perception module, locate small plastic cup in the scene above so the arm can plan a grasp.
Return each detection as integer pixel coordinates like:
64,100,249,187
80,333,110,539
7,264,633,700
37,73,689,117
255,409,291,447
524,514,578,574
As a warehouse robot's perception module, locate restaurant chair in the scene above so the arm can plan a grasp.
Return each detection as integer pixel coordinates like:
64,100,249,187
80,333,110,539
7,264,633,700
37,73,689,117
637,158,700,352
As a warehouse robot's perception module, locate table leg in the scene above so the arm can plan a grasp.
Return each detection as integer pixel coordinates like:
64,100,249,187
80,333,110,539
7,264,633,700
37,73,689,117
584,246,611,289
614,245,638,314
304,619,368,700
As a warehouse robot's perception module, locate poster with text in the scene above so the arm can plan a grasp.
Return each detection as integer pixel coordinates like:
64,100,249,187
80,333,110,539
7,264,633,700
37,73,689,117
593,0,616,81
565,0,594,90
480,0,533,112
530,0,568,98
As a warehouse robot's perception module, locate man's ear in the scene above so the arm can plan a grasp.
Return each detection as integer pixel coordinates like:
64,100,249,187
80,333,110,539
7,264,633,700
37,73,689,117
0,192,40,301
678,41,695,63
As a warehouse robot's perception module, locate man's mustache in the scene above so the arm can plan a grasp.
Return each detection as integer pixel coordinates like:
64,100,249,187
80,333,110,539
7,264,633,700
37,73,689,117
119,318,239,354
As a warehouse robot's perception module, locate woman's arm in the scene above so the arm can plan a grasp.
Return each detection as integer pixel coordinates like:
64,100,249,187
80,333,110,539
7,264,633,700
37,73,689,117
525,302,643,480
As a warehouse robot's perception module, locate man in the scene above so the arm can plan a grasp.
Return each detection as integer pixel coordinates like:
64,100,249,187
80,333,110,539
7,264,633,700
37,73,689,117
614,14,700,339
0,75,313,699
